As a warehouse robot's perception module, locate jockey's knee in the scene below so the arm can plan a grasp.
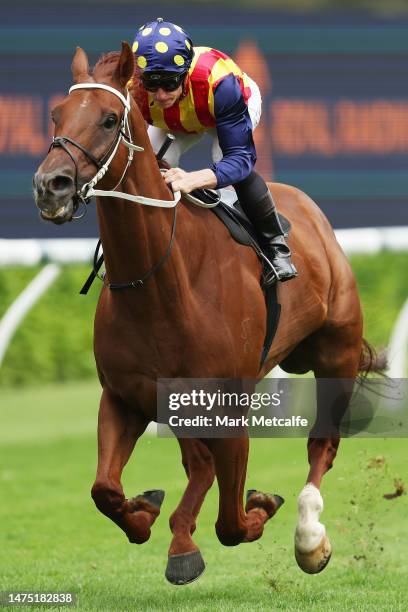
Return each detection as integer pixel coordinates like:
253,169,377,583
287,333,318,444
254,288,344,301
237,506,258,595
234,170,268,203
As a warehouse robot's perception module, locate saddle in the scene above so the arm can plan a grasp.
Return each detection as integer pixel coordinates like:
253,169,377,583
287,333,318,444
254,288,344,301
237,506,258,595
188,186,291,249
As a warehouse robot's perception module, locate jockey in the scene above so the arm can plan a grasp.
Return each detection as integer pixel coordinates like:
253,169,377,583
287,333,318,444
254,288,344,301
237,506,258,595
132,18,297,283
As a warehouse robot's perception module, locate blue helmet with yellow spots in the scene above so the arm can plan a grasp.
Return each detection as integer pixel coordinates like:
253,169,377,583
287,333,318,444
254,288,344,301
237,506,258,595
132,18,194,74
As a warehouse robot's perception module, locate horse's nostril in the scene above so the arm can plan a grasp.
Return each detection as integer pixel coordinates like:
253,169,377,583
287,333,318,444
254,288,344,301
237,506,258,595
48,174,74,193
33,173,45,196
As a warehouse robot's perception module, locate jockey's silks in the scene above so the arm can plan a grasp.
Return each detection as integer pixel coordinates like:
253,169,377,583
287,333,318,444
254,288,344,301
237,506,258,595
139,47,253,134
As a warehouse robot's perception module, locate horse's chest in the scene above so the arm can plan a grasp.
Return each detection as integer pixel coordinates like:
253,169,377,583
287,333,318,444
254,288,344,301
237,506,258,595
94,293,265,384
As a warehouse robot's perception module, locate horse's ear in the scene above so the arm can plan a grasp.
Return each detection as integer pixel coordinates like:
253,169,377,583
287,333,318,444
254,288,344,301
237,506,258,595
71,47,90,83
115,41,135,87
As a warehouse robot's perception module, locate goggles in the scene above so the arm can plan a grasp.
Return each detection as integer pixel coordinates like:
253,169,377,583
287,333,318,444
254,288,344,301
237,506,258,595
141,71,186,93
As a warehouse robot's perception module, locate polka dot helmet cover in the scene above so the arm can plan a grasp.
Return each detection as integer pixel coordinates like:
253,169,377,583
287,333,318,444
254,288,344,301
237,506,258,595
132,18,193,74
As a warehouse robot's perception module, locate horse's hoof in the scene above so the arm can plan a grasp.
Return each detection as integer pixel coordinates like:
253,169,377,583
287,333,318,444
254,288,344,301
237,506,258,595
273,494,285,509
142,489,165,509
165,550,205,585
247,488,258,502
295,534,332,574
246,489,285,515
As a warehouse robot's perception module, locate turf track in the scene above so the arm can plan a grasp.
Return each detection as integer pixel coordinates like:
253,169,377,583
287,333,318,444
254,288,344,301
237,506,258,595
1,381,407,611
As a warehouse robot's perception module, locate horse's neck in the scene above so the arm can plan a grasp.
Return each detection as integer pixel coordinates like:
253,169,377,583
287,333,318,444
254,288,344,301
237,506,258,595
96,105,178,295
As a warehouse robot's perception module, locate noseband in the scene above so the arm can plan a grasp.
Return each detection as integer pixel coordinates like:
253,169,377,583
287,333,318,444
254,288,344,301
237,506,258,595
49,82,180,214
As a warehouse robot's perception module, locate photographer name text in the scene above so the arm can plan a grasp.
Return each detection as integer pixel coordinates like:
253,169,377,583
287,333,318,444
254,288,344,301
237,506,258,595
168,415,308,428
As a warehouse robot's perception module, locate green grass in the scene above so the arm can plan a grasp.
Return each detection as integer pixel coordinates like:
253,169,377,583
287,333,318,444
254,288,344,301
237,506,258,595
350,251,408,351
1,381,407,611
1,251,408,386
0,266,99,387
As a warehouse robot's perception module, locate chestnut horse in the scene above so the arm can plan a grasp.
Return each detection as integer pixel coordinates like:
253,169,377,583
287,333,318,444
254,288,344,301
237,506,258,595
33,43,383,584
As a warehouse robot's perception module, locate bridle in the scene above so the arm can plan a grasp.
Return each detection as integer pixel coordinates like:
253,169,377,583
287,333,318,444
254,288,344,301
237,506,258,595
49,82,181,216
50,82,181,290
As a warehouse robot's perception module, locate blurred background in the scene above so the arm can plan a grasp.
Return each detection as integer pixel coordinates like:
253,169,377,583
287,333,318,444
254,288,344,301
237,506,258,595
1,4,407,606
3,0,408,236
0,0,407,384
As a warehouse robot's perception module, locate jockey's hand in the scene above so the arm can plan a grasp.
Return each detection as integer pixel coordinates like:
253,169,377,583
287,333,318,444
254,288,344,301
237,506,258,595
164,168,217,193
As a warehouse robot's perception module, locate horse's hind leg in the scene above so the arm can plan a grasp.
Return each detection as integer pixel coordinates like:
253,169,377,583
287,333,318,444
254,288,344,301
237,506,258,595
91,388,164,544
295,329,361,574
166,439,215,585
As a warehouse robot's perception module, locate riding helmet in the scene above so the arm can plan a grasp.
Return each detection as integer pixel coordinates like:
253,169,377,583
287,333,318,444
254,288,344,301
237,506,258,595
132,18,194,73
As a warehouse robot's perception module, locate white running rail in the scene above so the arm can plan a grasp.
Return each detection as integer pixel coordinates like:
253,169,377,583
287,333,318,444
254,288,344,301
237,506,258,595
387,298,408,378
0,227,407,267
0,227,407,374
0,264,61,367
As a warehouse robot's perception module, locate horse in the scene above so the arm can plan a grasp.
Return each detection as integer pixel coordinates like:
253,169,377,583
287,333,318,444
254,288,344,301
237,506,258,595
33,42,385,585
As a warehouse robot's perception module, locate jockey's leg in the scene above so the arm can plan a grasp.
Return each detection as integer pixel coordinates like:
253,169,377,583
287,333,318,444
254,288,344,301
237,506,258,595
147,125,203,167
234,171,297,285
210,83,296,287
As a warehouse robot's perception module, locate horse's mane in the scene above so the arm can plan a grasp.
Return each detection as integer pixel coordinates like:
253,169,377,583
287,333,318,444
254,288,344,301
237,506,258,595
92,51,145,110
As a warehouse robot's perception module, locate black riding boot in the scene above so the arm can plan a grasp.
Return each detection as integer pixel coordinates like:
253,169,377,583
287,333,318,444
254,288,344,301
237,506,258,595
235,172,297,285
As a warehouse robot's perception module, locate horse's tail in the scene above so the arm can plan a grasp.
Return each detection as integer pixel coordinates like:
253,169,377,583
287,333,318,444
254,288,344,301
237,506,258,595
358,338,388,378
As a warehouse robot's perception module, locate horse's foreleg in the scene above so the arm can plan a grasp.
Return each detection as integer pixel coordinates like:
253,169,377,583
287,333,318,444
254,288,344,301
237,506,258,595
208,436,282,547
91,388,162,544
165,439,215,585
295,357,359,574
208,437,249,545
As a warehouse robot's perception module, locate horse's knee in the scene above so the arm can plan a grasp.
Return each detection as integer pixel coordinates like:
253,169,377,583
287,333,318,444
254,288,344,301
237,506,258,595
91,480,124,516
196,467,215,491
215,522,246,546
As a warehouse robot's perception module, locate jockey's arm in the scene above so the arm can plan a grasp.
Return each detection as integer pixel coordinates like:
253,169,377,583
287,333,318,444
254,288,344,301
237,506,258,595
209,74,257,188
164,74,256,193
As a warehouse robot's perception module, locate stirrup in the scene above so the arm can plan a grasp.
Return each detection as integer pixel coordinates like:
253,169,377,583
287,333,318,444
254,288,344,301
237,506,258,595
262,269,278,287
261,257,297,287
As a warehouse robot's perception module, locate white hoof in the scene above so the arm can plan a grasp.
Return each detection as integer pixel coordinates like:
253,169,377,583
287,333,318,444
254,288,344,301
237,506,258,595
295,533,332,574
295,483,332,574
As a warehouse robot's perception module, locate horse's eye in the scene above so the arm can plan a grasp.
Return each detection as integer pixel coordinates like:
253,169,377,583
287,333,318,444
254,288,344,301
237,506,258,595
103,115,118,130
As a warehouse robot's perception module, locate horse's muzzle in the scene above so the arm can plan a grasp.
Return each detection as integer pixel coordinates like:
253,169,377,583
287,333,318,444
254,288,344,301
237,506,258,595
33,170,76,224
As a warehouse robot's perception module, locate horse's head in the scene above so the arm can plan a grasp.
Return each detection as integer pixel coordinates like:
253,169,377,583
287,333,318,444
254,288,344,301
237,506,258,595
33,43,135,224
